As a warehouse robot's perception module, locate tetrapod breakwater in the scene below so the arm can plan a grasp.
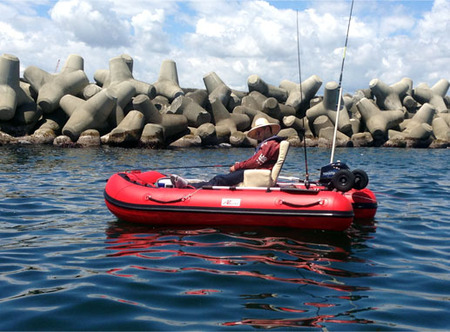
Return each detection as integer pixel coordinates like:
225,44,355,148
1,53,449,149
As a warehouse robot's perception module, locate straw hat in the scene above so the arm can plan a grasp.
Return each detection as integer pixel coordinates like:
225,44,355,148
247,118,280,139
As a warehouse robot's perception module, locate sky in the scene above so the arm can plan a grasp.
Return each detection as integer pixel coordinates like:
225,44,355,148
1,0,449,95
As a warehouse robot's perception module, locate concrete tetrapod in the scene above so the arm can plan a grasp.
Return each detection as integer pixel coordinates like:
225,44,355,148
228,90,245,111
31,127,57,144
60,54,85,72
431,116,450,142
230,111,251,145
228,130,247,147
77,129,101,147
233,104,259,122
282,115,311,138
278,127,301,146
248,91,273,110
387,123,434,148
312,115,334,138
252,91,295,120
167,95,211,127
351,132,374,147
106,111,146,146
209,98,237,142
82,84,102,100
131,94,188,147
95,55,156,98
61,88,117,141
247,74,288,103
306,81,352,136
203,72,232,109
106,81,136,128
153,60,184,101
152,95,170,112
350,118,361,136
388,123,433,141
440,113,450,126
399,103,435,132
399,77,416,111
369,78,409,110
170,131,202,148
319,127,352,148
356,97,404,142
0,131,16,144
245,92,272,116
0,54,39,124
406,124,433,141
241,93,259,110
209,98,251,145
387,103,436,146
196,122,218,146
35,108,68,136
403,95,418,112
279,75,322,115
185,89,208,109
139,124,166,148
232,95,280,122
24,54,89,114
94,54,132,87
413,79,449,113
0,54,21,121
343,94,355,111
240,91,294,122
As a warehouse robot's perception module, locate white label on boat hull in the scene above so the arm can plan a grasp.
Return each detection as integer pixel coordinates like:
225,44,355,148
221,198,241,207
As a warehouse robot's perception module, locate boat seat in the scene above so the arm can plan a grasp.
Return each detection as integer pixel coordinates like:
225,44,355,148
240,140,290,187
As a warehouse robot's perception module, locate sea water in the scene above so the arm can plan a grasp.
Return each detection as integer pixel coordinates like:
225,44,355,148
1,145,449,330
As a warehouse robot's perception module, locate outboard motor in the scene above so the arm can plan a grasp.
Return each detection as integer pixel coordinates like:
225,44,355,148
319,161,369,192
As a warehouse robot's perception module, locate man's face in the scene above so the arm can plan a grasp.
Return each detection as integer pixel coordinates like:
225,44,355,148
255,126,272,141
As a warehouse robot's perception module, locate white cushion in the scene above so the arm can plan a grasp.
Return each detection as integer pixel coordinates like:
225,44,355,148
241,169,272,187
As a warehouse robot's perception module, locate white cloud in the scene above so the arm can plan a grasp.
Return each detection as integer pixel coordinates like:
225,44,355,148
196,19,226,38
0,22,26,43
380,16,415,36
0,0,447,95
50,0,131,47
131,9,170,53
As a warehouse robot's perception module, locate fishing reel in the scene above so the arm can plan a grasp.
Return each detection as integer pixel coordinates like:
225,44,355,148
319,161,369,192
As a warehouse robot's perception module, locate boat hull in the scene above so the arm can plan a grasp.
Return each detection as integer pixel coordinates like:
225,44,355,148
345,187,378,219
104,171,355,231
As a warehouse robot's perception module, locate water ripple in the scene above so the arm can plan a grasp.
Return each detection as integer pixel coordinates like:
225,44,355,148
0,146,449,330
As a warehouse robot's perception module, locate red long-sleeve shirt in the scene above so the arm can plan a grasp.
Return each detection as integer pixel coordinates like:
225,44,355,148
234,139,280,171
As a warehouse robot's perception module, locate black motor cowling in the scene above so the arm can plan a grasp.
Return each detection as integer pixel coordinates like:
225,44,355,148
319,161,369,192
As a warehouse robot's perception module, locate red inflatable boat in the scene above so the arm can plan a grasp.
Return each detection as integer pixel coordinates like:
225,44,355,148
104,170,377,231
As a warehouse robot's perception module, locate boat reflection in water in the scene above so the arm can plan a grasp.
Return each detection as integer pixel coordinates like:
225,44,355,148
105,221,377,329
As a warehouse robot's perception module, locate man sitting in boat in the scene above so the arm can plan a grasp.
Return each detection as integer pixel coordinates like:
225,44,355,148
171,118,284,188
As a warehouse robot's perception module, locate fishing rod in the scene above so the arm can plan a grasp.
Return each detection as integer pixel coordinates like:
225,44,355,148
54,59,60,73
296,10,310,188
152,164,228,170
330,0,354,163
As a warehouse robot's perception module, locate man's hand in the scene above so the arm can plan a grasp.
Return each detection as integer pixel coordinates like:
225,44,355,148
229,164,236,172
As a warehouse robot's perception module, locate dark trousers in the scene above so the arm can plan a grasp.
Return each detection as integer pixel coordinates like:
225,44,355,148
192,169,245,188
